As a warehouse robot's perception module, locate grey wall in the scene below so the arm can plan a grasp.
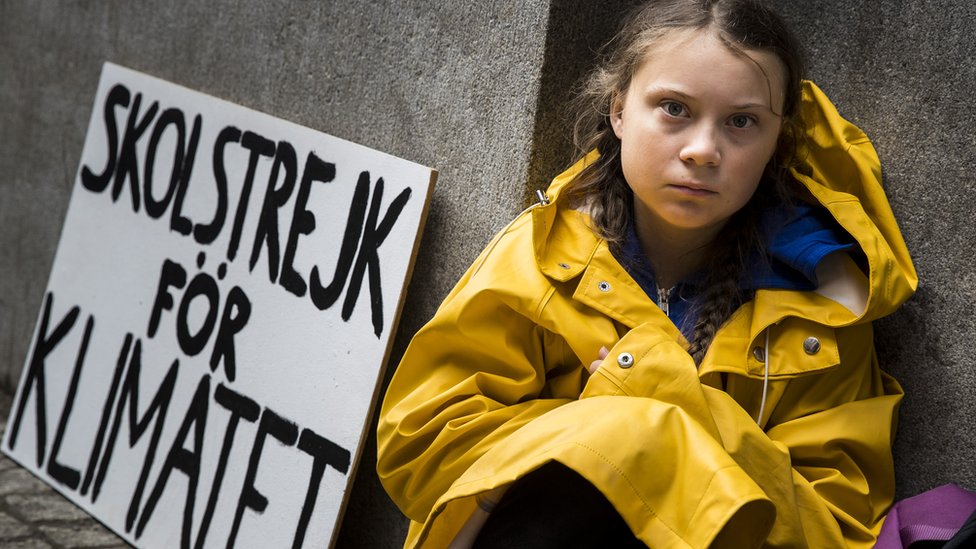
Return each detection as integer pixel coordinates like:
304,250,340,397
2,0,975,547
0,0,553,385
774,1,976,501
0,1,553,546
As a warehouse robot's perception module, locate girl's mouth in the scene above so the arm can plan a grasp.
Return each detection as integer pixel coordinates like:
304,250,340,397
668,183,717,197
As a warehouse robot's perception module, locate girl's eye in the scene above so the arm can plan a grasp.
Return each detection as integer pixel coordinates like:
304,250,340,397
661,101,687,117
729,114,756,129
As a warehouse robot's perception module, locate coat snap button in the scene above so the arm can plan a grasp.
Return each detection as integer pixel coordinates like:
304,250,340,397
752,346,765,362
803,337,821,355
598,281,611,292
617,352,634,368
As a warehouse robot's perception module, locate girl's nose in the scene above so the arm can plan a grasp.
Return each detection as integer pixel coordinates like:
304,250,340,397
679,125,721,166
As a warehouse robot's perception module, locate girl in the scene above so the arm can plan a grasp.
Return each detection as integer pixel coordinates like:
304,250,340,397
377,0,917,547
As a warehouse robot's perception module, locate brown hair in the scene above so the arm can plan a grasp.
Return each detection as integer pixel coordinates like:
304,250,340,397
567,0,807,364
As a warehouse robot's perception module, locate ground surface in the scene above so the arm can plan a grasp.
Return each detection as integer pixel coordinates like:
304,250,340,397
0,392,129,549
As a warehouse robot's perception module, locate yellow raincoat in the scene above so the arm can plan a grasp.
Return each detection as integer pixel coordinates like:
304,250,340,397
377,81,917,548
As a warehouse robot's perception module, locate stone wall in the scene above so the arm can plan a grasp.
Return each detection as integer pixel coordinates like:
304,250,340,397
776,0,976,501
0,1,553,546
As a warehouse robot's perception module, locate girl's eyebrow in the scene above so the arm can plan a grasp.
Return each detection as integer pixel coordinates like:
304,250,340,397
644,85,773,112
643,85,694,100
732,102,774,111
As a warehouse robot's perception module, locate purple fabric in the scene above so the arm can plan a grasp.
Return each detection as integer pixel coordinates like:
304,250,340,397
875,484,976,548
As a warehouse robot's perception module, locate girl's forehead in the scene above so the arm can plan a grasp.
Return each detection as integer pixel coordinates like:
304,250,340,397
632,28,786,111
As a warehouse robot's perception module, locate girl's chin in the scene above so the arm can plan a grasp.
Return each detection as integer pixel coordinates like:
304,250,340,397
643,216,734,242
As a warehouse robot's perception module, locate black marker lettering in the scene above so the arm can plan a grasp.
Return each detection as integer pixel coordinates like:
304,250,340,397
136,375,211,545
176,271,220,357
280,152,335,297
81,333,132,497
170,114,202,236
343,177,412,337
208,285,251,382
292,428,351,549
308,171,369,310
81,84,130,193
194,384,260,549
227,408,298,549
143,108,186,220
227,131,275,262
249,140,297,283
112,93,160,213
148,260,188,339
7,292,79,467
90,340,177,534
195,126,239,245
46,316,95,490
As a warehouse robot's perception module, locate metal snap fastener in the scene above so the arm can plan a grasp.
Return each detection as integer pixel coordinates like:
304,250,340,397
558,262,570,270
752,346,766,362
803,337,821,355
617,352,634,368
598,281,611,292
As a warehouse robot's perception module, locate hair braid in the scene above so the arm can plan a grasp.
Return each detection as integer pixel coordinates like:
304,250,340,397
685,211,755,365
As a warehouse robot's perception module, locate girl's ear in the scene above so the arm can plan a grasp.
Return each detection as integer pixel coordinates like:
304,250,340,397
610,93,625,139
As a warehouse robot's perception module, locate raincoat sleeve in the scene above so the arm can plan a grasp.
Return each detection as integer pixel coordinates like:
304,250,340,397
376,220,575,523
582,318,901,548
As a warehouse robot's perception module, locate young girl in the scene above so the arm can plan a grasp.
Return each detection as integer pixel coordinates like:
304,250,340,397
377,0,917,547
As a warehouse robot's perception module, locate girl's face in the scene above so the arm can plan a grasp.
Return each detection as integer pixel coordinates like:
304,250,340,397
611,29,786,243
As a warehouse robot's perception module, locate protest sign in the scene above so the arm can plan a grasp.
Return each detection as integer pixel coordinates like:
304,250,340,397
3,62,436,548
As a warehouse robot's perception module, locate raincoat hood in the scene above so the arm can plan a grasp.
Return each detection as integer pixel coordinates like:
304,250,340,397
788,80,916,320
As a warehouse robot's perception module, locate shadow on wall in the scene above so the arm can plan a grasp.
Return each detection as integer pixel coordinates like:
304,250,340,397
525,0,646,207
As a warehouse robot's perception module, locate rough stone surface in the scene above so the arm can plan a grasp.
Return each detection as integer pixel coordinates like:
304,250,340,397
35,525,128,549
0,510,33,539
0,469,56,498
776,0,976,501
0,387,125,548
5,494,92,523
0,1,551,547
2,0,975,547
1,539,55,549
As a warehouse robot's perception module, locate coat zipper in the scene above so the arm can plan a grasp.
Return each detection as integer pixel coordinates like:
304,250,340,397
657,286,672,317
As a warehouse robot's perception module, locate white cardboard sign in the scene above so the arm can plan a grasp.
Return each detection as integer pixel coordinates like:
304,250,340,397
2,62,436,548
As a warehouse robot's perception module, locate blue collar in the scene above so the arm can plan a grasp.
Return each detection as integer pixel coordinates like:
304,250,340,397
612,203,856,337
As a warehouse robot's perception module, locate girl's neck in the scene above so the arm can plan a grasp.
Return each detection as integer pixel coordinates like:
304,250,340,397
634,210,722,289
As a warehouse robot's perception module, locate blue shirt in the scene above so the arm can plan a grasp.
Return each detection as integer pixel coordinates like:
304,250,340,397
613,204,856,338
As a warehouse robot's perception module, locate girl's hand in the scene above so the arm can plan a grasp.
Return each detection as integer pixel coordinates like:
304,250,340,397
588,346,610,374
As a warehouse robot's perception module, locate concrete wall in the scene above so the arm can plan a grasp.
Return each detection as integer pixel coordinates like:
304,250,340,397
774,1,976,501
0,1,553,546
0,0,553,385
2,0,975,547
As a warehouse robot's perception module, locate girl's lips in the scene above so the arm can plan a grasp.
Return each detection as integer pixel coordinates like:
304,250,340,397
667,183,717,196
